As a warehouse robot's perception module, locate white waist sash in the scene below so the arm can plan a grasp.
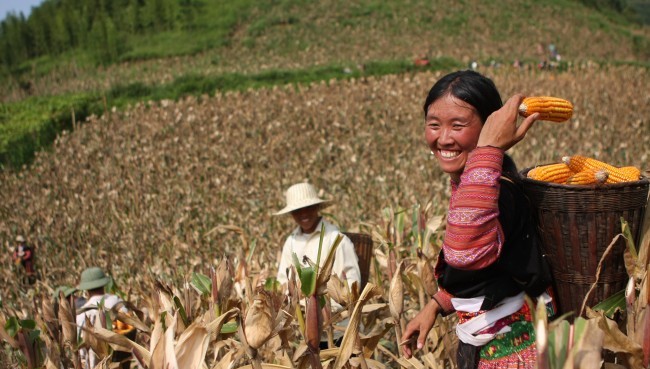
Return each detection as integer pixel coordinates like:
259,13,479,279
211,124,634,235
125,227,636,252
452,292,525,346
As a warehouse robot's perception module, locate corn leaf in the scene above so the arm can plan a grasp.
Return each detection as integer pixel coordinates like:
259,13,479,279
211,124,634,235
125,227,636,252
621,218,637,259
0,322,17,348
175,323,209,369
332,283,382,369
291,252,316,296
548,319,570,369
264,277,280,292
4,317,19,337
190,272,212,296
115,310,150,334
173,296,189,327
85,324,151,363
220,321,238,334
236,364,292,369
592,289,625,319
587,308,644,368
315,233,343,290
19,319,36,330
298,266,316,297
563,317,603,369
150,312,178,369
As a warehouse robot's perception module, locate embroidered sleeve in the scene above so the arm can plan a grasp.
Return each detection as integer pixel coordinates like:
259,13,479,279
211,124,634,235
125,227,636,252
432,289,455,315
443,146,504,270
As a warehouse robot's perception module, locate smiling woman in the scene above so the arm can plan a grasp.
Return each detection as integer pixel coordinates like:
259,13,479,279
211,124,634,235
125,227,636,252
403,70,553,369
425,95,484,183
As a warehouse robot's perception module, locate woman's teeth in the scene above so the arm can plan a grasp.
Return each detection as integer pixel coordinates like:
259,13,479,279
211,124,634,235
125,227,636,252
440,150,459,158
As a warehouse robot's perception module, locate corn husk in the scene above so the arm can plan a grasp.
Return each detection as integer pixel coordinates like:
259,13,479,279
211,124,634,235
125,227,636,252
244,293,275,350
332,283,381,369
149,312,178,369
388,261,405,320
57,294,76,347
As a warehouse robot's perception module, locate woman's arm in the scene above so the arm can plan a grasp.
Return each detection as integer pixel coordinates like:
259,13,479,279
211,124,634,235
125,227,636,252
444,95,539,270
402,297,441,358
443,146,505,270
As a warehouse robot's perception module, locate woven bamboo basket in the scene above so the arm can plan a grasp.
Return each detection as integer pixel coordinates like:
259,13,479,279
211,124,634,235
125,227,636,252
520,168,649,316
344,232,374,292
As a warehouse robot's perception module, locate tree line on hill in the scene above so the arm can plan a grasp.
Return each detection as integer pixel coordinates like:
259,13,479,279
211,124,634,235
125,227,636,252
582,0,650,24
0,0,200,69
0,0,646,75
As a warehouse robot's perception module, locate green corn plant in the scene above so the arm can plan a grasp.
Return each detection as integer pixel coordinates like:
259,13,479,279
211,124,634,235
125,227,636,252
535,298,603,369
589,216,650,367
1,316,45,369
289,223,344,368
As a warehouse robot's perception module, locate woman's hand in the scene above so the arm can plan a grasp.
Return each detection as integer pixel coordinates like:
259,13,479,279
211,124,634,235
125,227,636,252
401,298,440,358
476,94,539,151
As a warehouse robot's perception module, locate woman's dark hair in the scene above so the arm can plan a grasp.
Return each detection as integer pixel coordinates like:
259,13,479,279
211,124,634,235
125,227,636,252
423,70,502,123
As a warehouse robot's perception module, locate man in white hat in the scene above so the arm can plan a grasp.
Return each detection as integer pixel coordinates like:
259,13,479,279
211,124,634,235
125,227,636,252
275,182,361,288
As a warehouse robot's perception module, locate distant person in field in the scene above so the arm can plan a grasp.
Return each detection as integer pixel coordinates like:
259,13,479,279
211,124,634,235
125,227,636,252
76,266,128,369
536,42,548,69
401,70,553,368
548,43,560,62
13,235,36,284
274,182,361,287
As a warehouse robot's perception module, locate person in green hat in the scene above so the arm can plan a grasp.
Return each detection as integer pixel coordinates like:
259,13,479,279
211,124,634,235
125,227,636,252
75,266,126,369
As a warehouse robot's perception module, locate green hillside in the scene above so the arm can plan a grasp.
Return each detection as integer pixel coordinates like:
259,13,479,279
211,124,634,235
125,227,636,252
0,0,648,169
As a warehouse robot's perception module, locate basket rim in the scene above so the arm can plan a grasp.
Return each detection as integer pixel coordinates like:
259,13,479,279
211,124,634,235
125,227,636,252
520,166,649,190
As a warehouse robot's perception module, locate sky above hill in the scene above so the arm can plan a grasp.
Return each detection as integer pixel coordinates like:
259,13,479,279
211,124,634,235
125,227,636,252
1,0,44,21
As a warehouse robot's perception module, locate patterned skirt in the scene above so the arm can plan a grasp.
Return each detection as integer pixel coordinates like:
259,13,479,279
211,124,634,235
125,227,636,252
457,303,537,369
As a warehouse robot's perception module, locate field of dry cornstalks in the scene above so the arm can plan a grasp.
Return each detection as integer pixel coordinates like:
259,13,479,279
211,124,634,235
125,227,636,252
0,66,649,368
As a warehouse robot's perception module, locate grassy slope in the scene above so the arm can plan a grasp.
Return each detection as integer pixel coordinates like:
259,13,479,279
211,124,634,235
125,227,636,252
0,0,648,169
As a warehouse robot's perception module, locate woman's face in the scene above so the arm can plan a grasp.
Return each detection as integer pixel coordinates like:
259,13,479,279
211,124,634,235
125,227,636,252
424,94,483,182
291,205,321,234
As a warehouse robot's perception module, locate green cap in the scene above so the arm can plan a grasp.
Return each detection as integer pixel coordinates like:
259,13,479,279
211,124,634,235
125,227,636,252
77,267,111,291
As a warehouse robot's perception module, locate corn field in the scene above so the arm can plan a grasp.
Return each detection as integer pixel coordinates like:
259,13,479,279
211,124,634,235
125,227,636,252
0,66,649,368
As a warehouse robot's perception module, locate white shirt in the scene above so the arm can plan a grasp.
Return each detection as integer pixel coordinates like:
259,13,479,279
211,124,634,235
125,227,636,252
276,219,361,287
76,294,125,369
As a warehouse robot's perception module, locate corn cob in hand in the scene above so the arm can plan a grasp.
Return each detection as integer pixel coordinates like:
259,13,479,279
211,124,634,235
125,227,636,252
519,96,573,122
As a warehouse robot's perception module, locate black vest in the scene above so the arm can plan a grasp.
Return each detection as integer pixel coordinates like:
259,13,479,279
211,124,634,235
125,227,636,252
437,173,552,310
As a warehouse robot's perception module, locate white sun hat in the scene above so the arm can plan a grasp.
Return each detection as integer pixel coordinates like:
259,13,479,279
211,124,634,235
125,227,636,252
16,235,25,243
274,183,331,215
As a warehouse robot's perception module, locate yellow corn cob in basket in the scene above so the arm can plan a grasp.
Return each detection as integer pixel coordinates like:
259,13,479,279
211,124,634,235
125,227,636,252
563,155,642,184
527,163,574,183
